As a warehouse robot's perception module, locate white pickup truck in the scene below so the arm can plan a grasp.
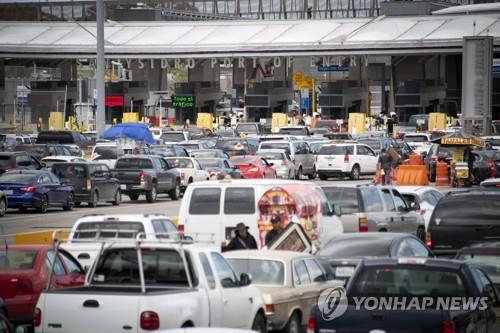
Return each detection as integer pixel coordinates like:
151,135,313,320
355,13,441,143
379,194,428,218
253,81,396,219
35,242,267,333
163,157,210,190
61,214,180,269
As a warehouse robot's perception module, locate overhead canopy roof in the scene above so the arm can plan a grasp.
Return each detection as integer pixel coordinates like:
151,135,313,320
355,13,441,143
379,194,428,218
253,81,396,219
0,13,499,58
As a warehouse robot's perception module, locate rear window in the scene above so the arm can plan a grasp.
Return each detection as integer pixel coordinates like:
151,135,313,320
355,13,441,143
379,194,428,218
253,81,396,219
0,250,37,270
318,145,354,155
259,143,290,151
215,140,249,150
279,128,308,136
198,159,222,169
37,132,74,144
94,146,123,160
189,188,221,215
318,238,391,258
92,249,191,287
0,156,14,169
231,157,257,164
52,164,87,179
227,259,285,286
73,222,145,239
224,188,255,214
351,266,466,297
14,145,48,158
0,173,37,183
151,219,180,239
431,195,500,225
458,254,500,284
236,124,258,133
164,158,193,169
322,187,359,215
115,158,153,169
359,187,384,212
161,133,185,142
405,136,428,143
256,152,284,160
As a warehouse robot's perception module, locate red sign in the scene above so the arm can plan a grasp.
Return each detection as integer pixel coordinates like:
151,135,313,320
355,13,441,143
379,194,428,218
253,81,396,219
105,95,124,108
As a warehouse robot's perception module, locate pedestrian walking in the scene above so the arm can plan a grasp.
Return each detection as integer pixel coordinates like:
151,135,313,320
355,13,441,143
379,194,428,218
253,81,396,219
378,148,393,185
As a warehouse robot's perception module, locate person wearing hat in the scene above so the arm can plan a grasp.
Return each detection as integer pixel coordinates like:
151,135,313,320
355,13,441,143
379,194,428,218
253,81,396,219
265,215,284,246
221,222,258,252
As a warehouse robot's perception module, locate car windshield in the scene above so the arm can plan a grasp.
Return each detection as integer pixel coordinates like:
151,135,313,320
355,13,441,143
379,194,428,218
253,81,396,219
432,196,500,225
94,146,123,160
256,152,284,160
0,173,37,183
115,158,153,169
309,142,328,154
458,253,500,284
227,258,285,286
231,157,257,164
73,222,145,239
161,133,185,142
164,158,193,169
405,136,428,143
351,266,466,297
0,250,37,270
279,128,308,136
408,116,429,127
215,140,249,150
0,156,13,168
318,238,391,258
236,124,258,133
259,143,290,152
198,159,222,169
191,150,217,158
318,145,353,155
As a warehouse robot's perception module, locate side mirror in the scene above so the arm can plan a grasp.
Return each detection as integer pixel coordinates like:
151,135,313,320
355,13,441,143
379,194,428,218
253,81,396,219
239,272,252,287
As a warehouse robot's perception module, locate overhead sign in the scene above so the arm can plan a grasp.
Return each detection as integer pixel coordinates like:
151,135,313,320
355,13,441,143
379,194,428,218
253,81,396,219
292,71,313,90
16,85,30,107
172,95,194,108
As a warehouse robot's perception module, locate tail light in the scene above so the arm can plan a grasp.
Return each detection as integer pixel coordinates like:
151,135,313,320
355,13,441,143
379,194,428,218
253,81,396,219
359,216,368,232
177,224,185,234
139,171,145,182
86,179,92,191
16,279,34,295
307,316,316,333
140,311,160,330
265,304,275,315
344,153,349,163
442,321,455,333
425,231,432,248
34,307,41,327
20,186,36,193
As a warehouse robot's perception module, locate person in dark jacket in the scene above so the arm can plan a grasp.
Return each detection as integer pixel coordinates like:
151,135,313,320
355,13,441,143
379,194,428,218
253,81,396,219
378,148,393,185
265,215,285,246
221,222,258,252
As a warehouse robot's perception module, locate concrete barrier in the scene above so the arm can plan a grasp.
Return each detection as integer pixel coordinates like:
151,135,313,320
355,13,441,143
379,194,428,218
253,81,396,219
395,165,429,185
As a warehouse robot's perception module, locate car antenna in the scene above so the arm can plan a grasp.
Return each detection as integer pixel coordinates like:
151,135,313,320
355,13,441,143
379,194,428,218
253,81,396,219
0,225,7,251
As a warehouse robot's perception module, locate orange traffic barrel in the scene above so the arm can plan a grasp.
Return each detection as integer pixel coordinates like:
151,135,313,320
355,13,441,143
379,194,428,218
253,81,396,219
435,162,449,186
409,153,424,166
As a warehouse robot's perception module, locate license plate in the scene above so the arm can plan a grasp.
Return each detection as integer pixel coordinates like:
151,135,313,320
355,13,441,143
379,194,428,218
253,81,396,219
4,190,13,195
120,184,126,190
336,266,354,277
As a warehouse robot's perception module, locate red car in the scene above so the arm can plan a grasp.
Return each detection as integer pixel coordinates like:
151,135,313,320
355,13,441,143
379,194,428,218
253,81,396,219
0,245,85,325
230,156,276,179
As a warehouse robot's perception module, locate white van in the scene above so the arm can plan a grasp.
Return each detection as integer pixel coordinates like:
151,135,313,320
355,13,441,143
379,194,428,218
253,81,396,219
179,179,343,250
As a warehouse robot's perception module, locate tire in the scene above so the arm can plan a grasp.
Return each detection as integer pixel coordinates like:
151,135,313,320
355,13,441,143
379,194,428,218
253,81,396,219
308,167,316,180
319,173,328,181
129,194,139,201
112,189,121,206
168,181,181,201
284,312,301,333
350,165,360,180
0,198,6,217
295,167,303,180
146,183,158,203
63,192,75,211
37,195,48,214
417,226,425,242
88,191,98,208
251,313,267,333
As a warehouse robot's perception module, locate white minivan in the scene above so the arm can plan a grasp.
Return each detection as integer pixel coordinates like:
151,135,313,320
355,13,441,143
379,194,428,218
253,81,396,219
179,179,343,250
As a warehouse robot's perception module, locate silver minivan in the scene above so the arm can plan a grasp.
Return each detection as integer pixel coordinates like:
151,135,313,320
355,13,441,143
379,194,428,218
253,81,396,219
258,140,316,179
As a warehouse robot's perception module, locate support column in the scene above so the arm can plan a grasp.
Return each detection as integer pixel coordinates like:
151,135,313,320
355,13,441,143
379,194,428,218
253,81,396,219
96,0,106,135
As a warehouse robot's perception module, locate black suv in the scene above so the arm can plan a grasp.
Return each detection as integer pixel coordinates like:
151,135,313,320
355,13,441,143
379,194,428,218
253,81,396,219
427,189,500,256
51,162,121,207
14,144,72,160
0,152,44,175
